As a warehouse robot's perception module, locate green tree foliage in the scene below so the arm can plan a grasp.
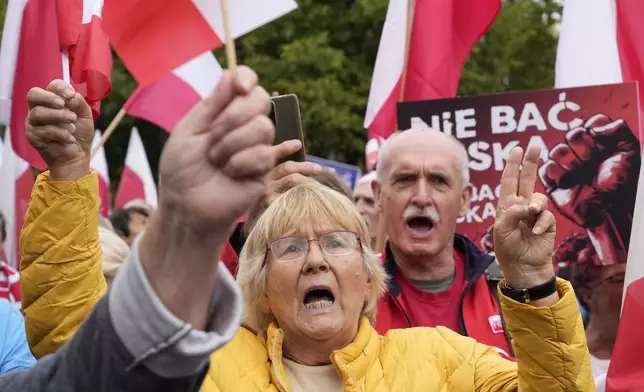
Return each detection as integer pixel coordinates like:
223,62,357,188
1,0,562,195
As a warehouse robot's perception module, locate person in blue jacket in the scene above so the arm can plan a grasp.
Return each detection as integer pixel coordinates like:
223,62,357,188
0,300,36,373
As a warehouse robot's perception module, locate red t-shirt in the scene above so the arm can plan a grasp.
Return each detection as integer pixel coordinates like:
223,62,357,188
395,250,466,332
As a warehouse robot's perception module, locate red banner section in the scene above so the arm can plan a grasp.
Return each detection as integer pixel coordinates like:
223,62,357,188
398,83,641,265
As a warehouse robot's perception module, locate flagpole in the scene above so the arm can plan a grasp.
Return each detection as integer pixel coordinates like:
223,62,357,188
91,108,126,157
220,0,238,72
62,51,71,84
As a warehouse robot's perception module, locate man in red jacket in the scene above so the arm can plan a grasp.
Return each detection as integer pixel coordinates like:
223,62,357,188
372,128,513,357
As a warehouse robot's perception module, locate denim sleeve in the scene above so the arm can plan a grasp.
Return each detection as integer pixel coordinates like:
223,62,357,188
0,305,36,374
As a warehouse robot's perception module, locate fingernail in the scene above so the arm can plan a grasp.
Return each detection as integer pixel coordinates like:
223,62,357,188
67,133,76,144
312,164,322,172
530,203,538,210
63,86,75,99
287,139,302,149
53,98,65,108
239,75,254,93
533,226,543,235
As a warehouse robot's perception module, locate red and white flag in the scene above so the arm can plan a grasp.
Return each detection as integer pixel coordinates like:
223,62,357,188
56,0,113,119
363,0,501,171
124,51,223,133
90,130,111,217
0,128,35,270
114,128,158,210
556,1,644,390
0,0,112,169
103,0,298,85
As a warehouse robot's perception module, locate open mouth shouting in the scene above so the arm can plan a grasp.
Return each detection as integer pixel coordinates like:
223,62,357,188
303,286,336,310
406,215,435,238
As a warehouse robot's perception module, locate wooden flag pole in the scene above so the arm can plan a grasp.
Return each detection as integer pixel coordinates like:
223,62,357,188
91,108,126,157
220,0,238,72
62,51,71,84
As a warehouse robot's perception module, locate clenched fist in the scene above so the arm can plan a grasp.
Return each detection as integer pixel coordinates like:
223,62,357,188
538,114,641,264
140,66,277,328
26,81,94,180
494,146,557,292
157,66,277,236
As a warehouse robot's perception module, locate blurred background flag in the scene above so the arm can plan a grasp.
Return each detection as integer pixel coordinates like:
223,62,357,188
103,0,298,85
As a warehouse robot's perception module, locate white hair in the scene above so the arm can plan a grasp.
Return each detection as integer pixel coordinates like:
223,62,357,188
375,129,470,187
357,171,377,186
99,227,130,280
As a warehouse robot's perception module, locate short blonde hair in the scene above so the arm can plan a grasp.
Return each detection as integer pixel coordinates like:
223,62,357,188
99,227,129,280
237,183,388,334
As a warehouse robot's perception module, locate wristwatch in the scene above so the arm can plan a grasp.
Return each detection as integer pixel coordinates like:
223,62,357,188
501,275,557,304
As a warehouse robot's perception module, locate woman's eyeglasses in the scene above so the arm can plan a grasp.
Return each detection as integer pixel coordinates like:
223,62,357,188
267,231,361,262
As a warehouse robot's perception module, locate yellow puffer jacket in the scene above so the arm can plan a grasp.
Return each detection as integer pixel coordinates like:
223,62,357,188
20,172,594,391
20,172,107,358
206,298,592,392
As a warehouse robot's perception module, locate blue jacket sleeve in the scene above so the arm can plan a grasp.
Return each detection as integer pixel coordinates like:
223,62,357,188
0,303,36,374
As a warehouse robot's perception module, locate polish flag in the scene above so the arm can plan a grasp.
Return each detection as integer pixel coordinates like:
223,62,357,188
124,51,223,133
103,0,298,85
56,0,113,119
556,1,644,390
363,0,501,170
0,0,112,170
0,129,35,270
114,128,158,210
90,130,111,217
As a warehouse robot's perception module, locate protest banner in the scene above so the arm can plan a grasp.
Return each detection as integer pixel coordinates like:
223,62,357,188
398,82,641,265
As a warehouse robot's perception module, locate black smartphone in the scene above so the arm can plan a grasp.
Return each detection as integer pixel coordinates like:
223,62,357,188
269,94,306,163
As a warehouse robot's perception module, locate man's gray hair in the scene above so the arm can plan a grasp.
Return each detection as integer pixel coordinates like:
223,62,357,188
375,129,470,187
357,171,377,186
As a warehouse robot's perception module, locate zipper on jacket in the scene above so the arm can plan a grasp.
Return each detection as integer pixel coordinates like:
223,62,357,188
271,330,289,392
333,352,362,392
457,261,493,336
389,291,413,328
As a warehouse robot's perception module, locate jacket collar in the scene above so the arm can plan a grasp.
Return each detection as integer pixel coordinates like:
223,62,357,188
383,233,495,296
266,317,379,392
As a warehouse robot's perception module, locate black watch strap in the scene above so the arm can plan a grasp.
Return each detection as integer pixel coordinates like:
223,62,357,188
501,275,557,304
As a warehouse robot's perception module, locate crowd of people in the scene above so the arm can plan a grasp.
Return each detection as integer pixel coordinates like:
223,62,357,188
0,65,627,391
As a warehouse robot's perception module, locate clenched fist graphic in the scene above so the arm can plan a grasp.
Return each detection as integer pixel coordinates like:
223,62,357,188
539,114,641,265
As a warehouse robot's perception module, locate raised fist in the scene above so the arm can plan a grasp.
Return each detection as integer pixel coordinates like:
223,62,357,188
539,114,641,264
26,80,94,180
158,66,277,236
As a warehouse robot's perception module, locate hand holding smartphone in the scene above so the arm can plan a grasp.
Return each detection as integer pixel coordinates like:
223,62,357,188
269,94,306,163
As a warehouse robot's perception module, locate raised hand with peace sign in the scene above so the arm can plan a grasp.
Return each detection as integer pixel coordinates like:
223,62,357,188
494,146,559,305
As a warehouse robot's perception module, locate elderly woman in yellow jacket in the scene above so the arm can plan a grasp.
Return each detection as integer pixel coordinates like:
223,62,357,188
20,72,593,391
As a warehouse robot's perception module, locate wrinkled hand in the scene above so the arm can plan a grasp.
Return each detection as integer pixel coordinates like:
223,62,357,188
26,81,94,180
539,114,641,228
494,146,556,289
158,66,277,235
243,141,321,234
262,142,321,206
